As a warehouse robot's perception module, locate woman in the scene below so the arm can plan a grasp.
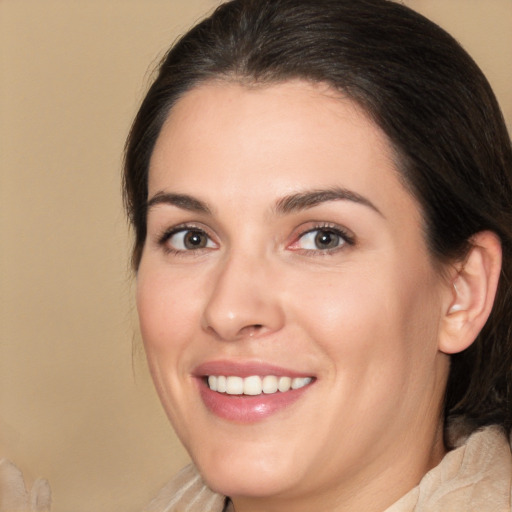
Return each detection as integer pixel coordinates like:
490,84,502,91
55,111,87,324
124,0,512,510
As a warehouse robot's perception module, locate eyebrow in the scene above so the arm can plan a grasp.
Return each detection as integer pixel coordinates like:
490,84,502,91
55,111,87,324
273,187,383,217
146,187,382,218
146,191,212,214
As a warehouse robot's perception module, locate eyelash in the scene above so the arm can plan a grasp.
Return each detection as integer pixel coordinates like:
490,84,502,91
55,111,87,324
156,222,355,256
289,223,355,255
157,224,216,256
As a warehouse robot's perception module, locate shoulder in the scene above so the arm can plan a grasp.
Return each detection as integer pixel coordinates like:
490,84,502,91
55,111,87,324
143,464,227,512
386,425,512,512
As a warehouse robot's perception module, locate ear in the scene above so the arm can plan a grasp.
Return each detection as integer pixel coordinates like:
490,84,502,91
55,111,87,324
439,231,502,355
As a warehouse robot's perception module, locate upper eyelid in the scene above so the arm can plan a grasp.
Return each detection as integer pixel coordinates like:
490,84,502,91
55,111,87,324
286,223,356,254
293,222,355,241
156,223,214,244
152,220,355,249
157,225,218,255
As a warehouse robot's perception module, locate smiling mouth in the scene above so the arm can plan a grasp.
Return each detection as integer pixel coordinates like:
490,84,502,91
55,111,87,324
206,375,313,396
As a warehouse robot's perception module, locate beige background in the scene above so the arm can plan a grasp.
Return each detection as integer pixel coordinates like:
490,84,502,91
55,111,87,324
0,1,510,511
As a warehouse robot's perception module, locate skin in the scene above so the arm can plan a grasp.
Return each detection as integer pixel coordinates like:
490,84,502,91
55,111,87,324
137,81,455,512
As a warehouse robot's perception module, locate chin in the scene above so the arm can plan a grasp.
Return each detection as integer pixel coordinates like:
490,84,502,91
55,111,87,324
191,442,303,499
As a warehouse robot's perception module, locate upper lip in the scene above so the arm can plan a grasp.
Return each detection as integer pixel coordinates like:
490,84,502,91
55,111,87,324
194,360,314,378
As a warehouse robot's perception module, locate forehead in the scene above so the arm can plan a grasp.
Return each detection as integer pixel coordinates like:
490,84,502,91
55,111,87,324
148,80,419,224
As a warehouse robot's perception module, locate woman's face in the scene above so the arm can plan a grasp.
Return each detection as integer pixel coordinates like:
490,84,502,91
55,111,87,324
137,81,452,509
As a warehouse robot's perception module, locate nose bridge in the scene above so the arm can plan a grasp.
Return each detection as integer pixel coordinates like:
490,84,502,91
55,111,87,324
202,248,283,341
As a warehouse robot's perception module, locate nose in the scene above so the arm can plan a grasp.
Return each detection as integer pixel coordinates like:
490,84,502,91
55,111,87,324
201,252,285,341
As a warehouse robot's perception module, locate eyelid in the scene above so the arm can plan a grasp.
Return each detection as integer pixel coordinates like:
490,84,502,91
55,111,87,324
287,222,355,253
156,223,218,253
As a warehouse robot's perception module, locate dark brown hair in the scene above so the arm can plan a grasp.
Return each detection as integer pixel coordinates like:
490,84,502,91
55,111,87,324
124,0,512,432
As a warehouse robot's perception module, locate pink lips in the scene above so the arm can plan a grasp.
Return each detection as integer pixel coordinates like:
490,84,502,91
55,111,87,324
194,360,314,423
194,360,312,379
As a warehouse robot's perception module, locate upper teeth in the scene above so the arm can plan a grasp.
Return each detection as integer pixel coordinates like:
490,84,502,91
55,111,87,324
207,375,312,395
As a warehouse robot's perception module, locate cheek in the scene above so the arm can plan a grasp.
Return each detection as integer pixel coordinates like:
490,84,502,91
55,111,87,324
288,264,444,457
136,266,202,424
135,266,203,418
136,266,199,354
285,268,391,347
285,258,442,379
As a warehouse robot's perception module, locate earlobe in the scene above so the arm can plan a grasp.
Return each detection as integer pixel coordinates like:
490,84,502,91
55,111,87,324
439,231,502,355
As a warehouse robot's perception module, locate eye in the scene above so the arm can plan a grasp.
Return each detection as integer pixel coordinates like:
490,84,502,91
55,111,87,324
161,227,216,252
299,229,343,250
289,226,354,252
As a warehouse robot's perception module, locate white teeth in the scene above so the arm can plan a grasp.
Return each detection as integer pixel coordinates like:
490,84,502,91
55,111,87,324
217,375,227,393
207,374,312,395
292,377,312,389
208,375,217,391
278,376,292,392
262,375,278,394
226,376,244,395
243,375,262,395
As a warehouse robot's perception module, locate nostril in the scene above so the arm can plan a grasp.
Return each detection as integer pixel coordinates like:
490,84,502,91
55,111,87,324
245,324,263,337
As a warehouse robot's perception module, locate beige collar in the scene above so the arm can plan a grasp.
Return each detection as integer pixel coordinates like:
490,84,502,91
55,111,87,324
384,426,511,512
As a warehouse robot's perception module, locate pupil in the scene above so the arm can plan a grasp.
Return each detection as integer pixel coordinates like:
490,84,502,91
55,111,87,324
315,230,338,249
184,231,206,249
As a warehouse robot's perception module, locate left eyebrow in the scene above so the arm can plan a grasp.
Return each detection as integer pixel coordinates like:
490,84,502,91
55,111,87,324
146,191,212,214
273,187,384,217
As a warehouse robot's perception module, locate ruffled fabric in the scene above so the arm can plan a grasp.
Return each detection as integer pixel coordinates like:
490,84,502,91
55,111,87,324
145,426,512,512
0,459,51,512
384,426,512,512
143,464,227,512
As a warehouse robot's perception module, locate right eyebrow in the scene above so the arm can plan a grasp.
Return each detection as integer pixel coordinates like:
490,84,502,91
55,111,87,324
146,191,212,214
273,187,384,217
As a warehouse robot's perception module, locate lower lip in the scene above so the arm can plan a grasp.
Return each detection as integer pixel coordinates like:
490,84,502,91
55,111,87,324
197,379,311,423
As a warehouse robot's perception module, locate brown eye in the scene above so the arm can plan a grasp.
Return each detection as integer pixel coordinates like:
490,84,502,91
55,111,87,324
314,230,341,250
183,230,208,249
296,228,346,251
165,228,216,252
